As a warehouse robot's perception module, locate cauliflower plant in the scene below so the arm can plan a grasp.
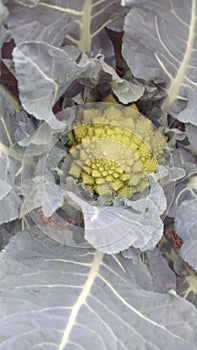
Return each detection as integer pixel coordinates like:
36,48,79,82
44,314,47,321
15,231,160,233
66,104,166,197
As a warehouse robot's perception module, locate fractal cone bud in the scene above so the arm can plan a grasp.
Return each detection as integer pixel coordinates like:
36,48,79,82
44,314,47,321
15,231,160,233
65,104,166,198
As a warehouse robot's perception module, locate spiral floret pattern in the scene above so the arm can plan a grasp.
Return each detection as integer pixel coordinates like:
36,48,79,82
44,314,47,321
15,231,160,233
66,105,166,197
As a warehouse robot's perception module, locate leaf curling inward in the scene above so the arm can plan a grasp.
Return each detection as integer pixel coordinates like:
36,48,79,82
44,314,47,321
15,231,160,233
13,42,102,129
64,177,166,254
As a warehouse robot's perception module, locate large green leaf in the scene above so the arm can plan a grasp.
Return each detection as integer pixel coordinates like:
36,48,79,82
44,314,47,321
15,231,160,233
20,174,64,218
0,153,21,225
65,177,166,254
0,190,21,225
0,229,197,349
167,149,197,218
13,42,102,128
175,199,197,271
185,123,197,152
122,0,197,125
0,91,18,147
7,0,125,51
0,179,12,200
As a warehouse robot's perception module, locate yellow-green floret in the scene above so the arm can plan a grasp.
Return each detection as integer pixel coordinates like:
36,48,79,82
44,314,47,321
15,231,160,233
66,105,166,197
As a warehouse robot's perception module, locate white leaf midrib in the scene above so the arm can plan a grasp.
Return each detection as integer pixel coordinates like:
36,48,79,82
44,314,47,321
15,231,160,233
161,0,196,111
58,250,103,350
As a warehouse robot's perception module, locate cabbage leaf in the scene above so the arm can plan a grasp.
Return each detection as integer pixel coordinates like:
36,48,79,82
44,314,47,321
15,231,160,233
0,229,197,350
122,0,197,126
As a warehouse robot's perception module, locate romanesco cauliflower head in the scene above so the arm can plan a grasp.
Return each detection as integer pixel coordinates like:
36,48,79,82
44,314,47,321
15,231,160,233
66,104,166,197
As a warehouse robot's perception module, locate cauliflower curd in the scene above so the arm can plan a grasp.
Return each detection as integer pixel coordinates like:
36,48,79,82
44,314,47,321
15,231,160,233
66,105,166,197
